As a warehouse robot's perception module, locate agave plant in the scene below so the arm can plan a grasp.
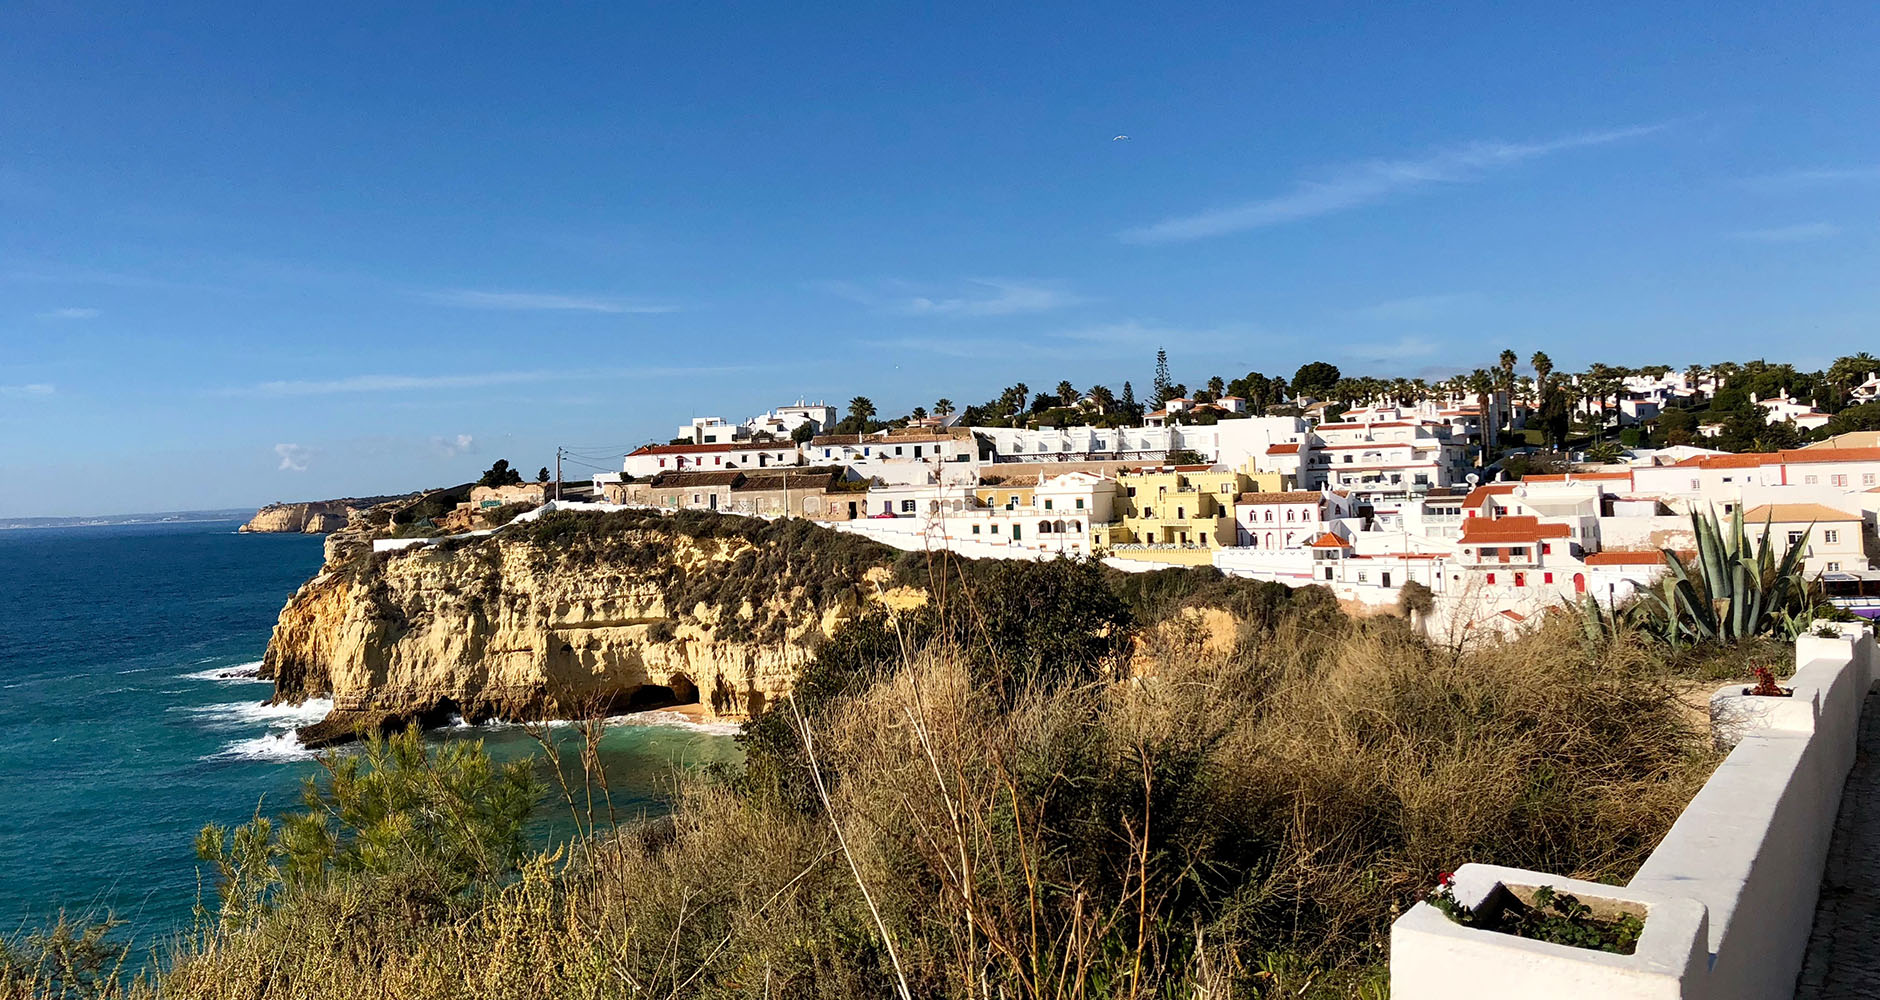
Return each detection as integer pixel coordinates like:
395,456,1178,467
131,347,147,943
1632,507,1821,644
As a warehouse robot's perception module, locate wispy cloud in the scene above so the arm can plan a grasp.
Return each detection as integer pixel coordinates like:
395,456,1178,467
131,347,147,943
274,443,313,472
1347,292,1487,322
35,307,100,320
431,433,477,458
227,364,762,397
1742,165,1880,189
1732,222,1841,243
0,383,55,398
1121,124,1666,244
419,289,680,314
821,278,1085,317
878,319,1248,360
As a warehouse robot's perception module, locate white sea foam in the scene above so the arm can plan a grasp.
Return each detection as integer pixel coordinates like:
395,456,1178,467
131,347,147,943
180,660,268,684
605,710,742,736
203,731,316,762
444,710,738,737
185,697,334,730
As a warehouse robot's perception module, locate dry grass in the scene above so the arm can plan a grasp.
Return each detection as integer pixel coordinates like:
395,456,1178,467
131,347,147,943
3,600,1718,1000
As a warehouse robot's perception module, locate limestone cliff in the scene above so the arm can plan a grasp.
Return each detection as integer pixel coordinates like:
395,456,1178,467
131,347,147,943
240,495,414,535
262,510,916,745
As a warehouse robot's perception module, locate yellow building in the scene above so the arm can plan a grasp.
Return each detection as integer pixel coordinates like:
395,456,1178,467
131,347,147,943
1093,463,1285,565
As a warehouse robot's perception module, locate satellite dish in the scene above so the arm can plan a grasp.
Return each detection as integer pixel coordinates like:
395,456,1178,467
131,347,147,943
1465,473,1480,487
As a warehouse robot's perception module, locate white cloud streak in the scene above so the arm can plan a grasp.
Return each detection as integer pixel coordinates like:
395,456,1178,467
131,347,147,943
35,307,100,320
822,278,1085,317
1121,124,1666,244
1732,222,1841,243
419,289,680,314
0,383,55,397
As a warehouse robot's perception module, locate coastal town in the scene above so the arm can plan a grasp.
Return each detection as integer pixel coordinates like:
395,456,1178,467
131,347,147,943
394,352,1880,638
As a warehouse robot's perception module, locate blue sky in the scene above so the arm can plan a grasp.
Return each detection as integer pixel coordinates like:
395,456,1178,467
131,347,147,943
4,2,1878,516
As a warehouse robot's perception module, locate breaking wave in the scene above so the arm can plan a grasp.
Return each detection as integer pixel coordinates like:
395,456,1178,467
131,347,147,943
180,660,268,684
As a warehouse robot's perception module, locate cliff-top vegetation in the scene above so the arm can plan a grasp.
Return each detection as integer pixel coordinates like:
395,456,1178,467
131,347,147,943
4,549,1718,1000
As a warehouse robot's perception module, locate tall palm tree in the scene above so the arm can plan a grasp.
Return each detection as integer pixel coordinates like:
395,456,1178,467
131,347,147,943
1087,384,1115,414
847,396,877,427
1530,351,1555,451
1055,380,1077,407
934,398,954,417
1470,369,1496,459
1498,349,1518,441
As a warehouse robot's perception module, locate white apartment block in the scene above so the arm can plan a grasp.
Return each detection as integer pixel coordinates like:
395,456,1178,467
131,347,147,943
623,441,803,479
973,417,1307,470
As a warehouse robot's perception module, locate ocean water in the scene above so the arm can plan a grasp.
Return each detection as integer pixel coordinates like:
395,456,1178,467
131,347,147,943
0,519,740,943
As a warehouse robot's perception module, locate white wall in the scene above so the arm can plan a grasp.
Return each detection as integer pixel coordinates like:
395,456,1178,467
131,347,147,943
1390,624,1878,1000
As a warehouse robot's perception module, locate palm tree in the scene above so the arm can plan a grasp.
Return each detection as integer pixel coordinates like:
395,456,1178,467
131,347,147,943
1055,380,1077,407
934,398,954,417
1498,349,1518,442
1087,384,1115,413
847,396,876,427
1470,369,1497,459
1207,375,1226,399
1530,351,1555,451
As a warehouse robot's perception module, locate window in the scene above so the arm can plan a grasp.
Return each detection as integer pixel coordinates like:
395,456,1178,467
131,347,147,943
1264,510,1273,522
1220,483,1231,493
1357,571,1368,583
1481,546,1498,556
1127,487,1137,497
1826,529,1840,544
991,524,999,533
1486,573,1497,585
824,449,831,457
1789,531,1805,546
1828,561,1842,571
1692,479,1701,490
1834,474,1848,487
1866,474,1876,486
901,500,916,512
1806,475,1819,485
1075,498,1085,510
1544,572,1554,584
1510,547,1526,557
1541,543,1551,554
1286,510,1295,522
1514,572,1526,587
1143,507,1154,518
1009,495,1020,507
1176,507,1185,519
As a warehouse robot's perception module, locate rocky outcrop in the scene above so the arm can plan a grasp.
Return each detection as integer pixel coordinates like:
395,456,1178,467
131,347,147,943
261,511,916,746
241,495,415,535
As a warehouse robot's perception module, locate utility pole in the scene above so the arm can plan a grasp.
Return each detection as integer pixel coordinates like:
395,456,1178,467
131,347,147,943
555,447,563,502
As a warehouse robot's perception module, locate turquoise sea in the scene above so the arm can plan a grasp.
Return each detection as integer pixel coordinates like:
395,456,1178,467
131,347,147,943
0,519,740,944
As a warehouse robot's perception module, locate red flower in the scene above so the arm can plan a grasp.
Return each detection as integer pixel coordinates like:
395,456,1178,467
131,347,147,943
1438,872,1456,886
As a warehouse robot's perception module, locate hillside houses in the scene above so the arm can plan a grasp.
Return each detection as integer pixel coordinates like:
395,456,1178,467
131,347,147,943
593,388,1880,638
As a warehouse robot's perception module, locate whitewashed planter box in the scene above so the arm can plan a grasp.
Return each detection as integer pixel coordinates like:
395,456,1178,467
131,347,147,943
1391,623,1877,1000
1393,865,1707,999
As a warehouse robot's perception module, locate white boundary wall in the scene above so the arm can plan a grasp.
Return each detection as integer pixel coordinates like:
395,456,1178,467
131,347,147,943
1391,622,1877,1000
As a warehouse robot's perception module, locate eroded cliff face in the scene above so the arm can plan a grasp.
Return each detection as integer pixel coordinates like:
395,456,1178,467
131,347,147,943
262,513,915,745
240,503,351,534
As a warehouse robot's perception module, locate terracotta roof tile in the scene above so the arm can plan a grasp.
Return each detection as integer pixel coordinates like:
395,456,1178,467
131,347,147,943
1458,515,1571,543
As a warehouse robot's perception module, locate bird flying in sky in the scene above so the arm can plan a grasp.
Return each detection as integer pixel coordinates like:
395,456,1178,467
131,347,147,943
1112,135,1130,141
